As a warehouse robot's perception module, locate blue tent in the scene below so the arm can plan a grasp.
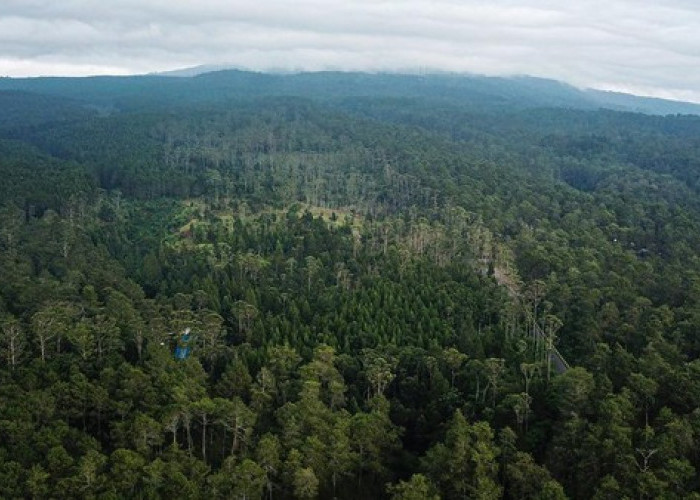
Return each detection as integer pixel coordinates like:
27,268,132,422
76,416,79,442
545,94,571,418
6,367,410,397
174,328,192,360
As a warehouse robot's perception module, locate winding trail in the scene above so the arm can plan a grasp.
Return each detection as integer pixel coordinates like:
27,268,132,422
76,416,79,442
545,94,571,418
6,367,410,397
533,324,570,375
492,264,570,375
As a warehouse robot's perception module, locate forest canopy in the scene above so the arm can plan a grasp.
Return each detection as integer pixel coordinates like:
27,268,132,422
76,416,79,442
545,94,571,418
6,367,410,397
1,71,700,499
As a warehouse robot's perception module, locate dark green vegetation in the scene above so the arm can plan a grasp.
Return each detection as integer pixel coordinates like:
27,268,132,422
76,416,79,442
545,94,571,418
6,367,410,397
2,71,700,499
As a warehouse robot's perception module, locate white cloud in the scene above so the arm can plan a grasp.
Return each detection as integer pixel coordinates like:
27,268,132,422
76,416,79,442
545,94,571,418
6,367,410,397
1,0,699,102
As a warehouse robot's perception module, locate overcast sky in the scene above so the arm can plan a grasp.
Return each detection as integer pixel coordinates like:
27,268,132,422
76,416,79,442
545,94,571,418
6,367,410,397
2,0,699,102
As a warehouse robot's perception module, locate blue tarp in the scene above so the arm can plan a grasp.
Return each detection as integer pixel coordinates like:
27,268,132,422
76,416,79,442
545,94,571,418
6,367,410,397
174,332,191,360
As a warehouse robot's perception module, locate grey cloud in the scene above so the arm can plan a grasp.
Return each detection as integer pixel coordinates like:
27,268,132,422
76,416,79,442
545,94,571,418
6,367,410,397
1,0,699,102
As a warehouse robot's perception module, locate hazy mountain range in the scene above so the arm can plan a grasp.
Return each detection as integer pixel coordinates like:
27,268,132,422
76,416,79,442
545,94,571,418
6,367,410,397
1,68,699,118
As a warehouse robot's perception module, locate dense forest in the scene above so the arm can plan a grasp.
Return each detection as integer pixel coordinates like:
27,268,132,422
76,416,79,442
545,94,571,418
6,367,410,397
2,71,700,499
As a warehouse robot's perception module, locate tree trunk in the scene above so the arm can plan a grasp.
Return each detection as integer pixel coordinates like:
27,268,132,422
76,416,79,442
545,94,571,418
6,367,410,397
201,416,207,463
185,417,193,455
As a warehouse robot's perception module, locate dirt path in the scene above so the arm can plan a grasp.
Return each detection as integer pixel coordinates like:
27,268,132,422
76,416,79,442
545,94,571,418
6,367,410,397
492,263,570,375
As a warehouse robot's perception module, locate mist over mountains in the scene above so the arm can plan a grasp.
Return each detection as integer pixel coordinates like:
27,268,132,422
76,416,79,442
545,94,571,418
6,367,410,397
2,69,699,117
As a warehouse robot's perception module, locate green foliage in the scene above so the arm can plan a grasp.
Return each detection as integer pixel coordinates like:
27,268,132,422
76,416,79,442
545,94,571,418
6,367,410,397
1,75,700,499
387,473,440,500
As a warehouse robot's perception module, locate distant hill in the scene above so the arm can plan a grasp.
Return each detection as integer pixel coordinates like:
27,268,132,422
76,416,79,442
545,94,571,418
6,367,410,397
0,90,98,129
0,70,698,116
585,89,700,115
152,65,241,77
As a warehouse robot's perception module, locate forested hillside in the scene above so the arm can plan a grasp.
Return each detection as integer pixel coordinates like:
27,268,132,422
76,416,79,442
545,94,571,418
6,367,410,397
2,71,700,499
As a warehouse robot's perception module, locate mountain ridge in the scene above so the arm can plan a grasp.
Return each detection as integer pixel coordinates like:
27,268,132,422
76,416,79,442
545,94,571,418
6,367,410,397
1,69,699,116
